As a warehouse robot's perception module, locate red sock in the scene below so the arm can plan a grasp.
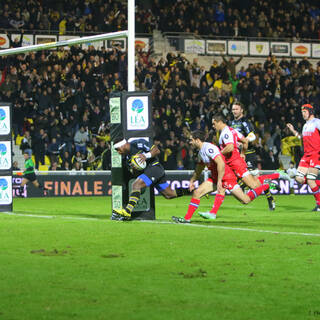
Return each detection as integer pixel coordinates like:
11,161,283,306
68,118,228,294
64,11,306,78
311,186,320,206
247,184,268,201
210,194,225,214
258,176,264,184
262,184,270,192
184,198,200,220
259,173,280,183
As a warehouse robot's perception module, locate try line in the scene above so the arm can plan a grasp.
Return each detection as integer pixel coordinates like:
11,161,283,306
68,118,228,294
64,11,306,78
2,211,320,238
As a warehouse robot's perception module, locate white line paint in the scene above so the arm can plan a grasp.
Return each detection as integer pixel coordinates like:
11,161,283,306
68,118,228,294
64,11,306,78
142,220,320,237
1,212,101,221
2,211,320,237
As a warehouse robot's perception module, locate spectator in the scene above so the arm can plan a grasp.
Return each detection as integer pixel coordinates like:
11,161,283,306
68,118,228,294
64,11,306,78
74,125,89,154
61,160,71,171
60,118,74,154
12,100,25,139
6,30,24,48
162,139,178,170
33,129,48,169
222,55,243,79
12,161,20,171
73,161,83,171
47,137,60,164
49,162,59,171
20,130,32,155
93,140,107,159
263,150,280,170
61,150,72,169
72,151,83,165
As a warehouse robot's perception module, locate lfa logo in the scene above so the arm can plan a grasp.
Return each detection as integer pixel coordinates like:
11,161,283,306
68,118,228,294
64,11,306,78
130,99,146,127
0,178,10,201
0,108,9,134
0,143,9,169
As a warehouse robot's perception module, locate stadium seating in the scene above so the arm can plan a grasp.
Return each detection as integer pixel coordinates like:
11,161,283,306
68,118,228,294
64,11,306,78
38,165,49,171
3,0,319,171
15,135,23,146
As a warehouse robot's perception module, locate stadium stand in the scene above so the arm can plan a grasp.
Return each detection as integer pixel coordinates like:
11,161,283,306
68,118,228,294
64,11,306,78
1,0,319,39
0,0,319,170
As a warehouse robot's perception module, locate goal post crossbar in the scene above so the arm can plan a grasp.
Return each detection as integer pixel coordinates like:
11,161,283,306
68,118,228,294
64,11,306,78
0,30,128,57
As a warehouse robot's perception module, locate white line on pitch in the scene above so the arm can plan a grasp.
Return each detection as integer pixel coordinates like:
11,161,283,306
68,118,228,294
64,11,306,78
2,211,320,238
141,220,320,237
1,212,101,221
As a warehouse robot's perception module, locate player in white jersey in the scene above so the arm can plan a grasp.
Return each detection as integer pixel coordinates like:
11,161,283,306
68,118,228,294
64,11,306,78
172,130,270,223
287,104,320,211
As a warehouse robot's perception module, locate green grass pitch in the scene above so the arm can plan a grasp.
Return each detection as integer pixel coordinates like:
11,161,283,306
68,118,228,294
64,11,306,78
0,195,320,320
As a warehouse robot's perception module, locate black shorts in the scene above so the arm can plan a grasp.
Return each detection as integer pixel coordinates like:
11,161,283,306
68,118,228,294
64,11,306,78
245,152,257,170
24,172,37,182
139,163,169,192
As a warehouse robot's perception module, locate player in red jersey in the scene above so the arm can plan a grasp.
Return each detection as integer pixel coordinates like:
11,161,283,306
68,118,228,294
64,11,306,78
229,103,291,210
212,113,289,204
171,130,270,223
287,104,320,211
213,113,259,187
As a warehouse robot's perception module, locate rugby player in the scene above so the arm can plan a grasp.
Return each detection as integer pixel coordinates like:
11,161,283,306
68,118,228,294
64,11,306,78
172,130,270,223
229,102,288,210
287,104,320,211
112,136,189,220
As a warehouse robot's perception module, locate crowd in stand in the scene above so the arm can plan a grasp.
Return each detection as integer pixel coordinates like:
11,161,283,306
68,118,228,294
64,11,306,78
0,0,154,35
2,45,118,171
1,38,319,171
0,0,320,171
146,52,319,170
153,0,320,40
0,0,319,40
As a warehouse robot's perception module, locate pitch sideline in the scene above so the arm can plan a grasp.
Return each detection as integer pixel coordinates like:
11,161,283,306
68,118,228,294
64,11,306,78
1,211,320,238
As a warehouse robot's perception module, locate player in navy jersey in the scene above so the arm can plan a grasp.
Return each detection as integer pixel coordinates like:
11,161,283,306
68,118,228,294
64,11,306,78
229,103,258,173
112,136,189,220
229,102,277,210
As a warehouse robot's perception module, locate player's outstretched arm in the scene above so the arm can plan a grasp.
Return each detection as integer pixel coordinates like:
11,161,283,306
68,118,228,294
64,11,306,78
286,123,300,138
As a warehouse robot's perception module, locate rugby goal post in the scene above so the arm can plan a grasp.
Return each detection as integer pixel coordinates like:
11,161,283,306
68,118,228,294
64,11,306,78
0,0,153,219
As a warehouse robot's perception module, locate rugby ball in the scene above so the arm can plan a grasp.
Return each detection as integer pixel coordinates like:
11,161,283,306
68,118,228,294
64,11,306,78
130,154,147,170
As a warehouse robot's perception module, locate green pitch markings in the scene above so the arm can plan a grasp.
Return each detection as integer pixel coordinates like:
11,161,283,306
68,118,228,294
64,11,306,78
3,211,320,238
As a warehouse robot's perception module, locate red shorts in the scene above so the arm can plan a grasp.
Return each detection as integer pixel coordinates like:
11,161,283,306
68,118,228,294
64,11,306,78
226,157,249,179
299,153,320,169
208,173,238,191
